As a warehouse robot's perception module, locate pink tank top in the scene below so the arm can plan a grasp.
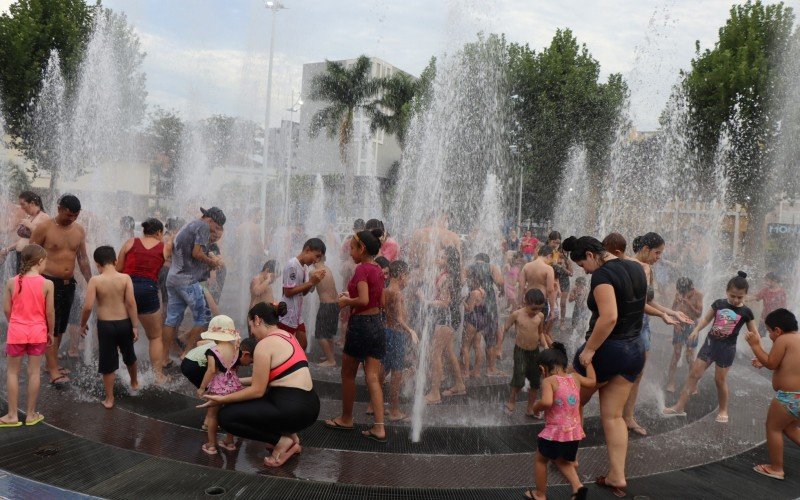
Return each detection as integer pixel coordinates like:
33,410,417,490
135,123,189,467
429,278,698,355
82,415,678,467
538,375,585,442
7,274,48,345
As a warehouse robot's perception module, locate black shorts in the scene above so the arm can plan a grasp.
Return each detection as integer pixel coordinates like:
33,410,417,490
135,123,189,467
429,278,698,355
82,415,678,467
132,276,160,315
573,336,645,383
697,338,736,368
180,358,206,388
315,303,340,340
511,345,540,389
43,275,76,336
343,313,385,360
97,318,137,374
537,437,579,462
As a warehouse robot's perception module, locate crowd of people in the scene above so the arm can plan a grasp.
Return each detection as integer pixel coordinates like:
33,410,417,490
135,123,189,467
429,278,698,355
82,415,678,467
0,190,798,497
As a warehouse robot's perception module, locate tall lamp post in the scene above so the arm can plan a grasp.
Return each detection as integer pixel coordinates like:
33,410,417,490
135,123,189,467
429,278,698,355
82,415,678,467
510,144,522,231
260,0,285,243
282,92,303,229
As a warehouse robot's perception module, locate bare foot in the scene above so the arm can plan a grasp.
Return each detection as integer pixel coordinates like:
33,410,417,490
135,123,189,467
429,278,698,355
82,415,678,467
425,393,441,405
101,399,114,409
318,360,336,368
665,382,676,393
155,373,169,385
504,401,515,414
387,412,408,422
487,369,506,377
130,380,140,391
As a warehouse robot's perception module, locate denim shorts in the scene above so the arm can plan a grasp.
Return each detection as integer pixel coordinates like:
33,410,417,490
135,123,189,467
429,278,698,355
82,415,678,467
697,338,736,368
344,313,385,360
382,328,407,371
132,276,161,315
164,282,211,328
573,336,645,383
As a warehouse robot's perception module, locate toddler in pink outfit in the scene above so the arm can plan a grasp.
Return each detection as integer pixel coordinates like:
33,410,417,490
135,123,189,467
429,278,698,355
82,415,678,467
525,342,595,500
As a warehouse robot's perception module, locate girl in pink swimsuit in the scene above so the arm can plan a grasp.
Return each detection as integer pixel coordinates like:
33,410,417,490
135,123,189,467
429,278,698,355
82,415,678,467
1,244,54,428
525,342,596,500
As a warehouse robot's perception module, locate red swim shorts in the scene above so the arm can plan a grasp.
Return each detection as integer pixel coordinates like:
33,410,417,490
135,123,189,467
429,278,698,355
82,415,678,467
6,342,47,357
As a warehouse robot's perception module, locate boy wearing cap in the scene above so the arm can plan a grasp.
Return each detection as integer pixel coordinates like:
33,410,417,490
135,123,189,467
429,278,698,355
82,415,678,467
80,246,139,409
162,207,226,364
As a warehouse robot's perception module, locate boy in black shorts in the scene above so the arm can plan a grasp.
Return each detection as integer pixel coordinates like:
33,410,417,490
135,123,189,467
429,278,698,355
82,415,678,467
502,289,548,416
80,246,139,409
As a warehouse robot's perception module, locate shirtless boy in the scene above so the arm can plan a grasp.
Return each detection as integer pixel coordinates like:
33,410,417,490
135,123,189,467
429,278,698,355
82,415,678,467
80,246,139,409
250,260,277,308
314,255,339,367
384,260,418,421
502,288,549,416
29,194,92,385
518,245,556,343
745,308,800,480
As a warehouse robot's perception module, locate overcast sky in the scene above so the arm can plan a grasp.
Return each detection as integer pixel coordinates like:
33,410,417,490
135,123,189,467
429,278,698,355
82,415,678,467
3,0,799,130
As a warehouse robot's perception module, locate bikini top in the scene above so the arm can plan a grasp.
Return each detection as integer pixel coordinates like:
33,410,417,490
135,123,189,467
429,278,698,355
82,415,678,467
267,330,309,382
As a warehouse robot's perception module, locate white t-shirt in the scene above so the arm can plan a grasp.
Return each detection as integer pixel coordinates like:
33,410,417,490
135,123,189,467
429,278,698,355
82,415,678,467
279,257,306,328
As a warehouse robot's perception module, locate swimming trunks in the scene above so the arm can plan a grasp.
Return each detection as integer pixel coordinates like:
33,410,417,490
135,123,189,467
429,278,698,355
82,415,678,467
776,390,800,419
510,345,540,389
97,318,137,374
43,275,76,336
315,303,340,340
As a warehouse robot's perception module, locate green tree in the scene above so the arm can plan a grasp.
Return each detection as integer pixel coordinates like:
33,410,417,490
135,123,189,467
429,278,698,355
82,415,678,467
146,107,183,208
0,0,95,150
366,72,417,149
508,29,627,221
682,0,795,252
308,55,380,210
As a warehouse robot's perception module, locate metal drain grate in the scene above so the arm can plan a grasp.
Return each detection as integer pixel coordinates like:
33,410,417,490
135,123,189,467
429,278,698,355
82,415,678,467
33,445,58,457
204,486,226,496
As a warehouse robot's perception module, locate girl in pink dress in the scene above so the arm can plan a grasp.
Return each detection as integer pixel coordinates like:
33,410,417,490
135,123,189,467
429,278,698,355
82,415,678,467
1,244,54,427
526,342,595,500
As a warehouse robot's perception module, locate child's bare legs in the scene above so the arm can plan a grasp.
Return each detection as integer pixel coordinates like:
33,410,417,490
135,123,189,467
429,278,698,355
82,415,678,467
554,457,584,493
1,356,23,424
472,331,485,377
714,365,730,420
666,343,683,392
205,406,220,452
761,398,800,476
527,388,539,416
461,326,476,378
318,339,336,367
387,369,405,420
443,327,466,394
495,323,505,361
667,358,709,413
531,452,548,499
507,386,520,413
101,372,116,409
425,328,448,403
126,361,139,391
25,355,43,421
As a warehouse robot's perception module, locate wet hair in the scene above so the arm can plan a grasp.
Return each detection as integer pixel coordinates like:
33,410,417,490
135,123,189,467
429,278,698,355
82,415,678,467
676,277,694,294
120,216,135,232
353,218,366,231
58,194,81,213
141,218,163,236
248,301,288,325
355,228,383,256
547,231,562,243
524,288,546,307
93,245,117,266
632,232,665,253
389,260,409,278
602,232,627,255
19,191,44,211
302,237,327,255
16,244,47,294
475,253,490,264
726,271,749,292
240,336,257,354
765,272,780,283
537,342,568,372
375,256,390,269
764,308,798,332
365,219,385,234
562,236,607,262
166,217,185,232
261,259,277,273
575,276,586,286
537,244,553,257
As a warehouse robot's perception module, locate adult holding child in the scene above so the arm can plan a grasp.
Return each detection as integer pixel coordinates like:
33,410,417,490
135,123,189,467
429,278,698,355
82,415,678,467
562,235,647,498
29,194,92,385
117,218,168,383
1,191,50,273
200,302,320,468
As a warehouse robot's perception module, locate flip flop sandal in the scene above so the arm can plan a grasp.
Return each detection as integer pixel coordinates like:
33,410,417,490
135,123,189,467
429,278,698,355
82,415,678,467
201,443,218,455
386,413,408,422
715,414,729,423
662,408,686,417
753,464,785,480
218,441,237,451
25,413,44,426
595,476,626,498
362,429,387,443
627,424,647,436
49,375,70,386
0,420,22,428
263,442,300,468
324,419,354,431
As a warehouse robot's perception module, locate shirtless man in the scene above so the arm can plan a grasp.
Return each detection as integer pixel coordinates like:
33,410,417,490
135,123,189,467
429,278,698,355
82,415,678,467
518,245,556,345
79,246,139,408
314,255,339,367
29,194,92,385
249,260,277,308
409,213,462,265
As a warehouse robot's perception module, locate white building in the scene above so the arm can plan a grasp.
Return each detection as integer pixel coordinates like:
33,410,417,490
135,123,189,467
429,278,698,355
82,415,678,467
297,56,408,179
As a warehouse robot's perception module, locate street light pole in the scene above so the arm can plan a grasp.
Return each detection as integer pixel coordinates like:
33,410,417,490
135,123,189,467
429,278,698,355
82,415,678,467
260,0,285,244
283,92,303,230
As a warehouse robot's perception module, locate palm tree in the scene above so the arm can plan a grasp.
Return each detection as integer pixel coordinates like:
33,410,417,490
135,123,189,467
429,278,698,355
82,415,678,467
366,72,417,149
309,55,379,212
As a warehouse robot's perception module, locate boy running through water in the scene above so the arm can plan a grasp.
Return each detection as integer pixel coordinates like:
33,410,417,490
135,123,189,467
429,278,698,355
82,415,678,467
80,246,139,409
314,255,339,367
279,238,327,351
745,308,800,480
383,260,418,421
503,288,549,416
